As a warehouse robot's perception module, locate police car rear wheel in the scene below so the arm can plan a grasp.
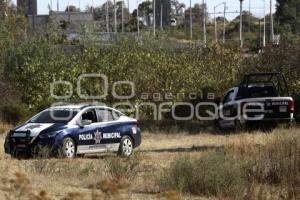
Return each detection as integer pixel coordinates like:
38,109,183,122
119,136,133,157
62,137,76,158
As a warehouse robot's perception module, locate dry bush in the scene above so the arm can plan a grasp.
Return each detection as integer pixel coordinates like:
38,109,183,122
30,159,106,179
0,172,53,200
32,190,53,200
157,191,182,200
104,156,141,184
243,183,291,200
0,172,132,200
225,128,300,199
88,178,131,200
158,153,247,198
61,192,84,200
0,123,11,135
1,172,32,200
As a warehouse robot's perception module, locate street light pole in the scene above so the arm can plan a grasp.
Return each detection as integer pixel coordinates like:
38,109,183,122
239,0,243,47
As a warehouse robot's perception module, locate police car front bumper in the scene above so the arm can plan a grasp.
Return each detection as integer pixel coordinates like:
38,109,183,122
4,132,60,157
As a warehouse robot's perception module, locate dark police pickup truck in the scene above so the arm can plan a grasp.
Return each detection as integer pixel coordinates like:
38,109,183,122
218,73,294,130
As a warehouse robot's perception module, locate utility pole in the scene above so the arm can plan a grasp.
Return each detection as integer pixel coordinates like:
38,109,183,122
106,0,109,32
270,0,274,43
160,2,163,30
67,0,70,22
57,0,59,11
214,2,225,43
239,0,243,48
128,0,130,13
259,19,262,47
190,0,192,40
114,0,117,33
203,0,207,46
263,0,266,47
223,2,226,44
248,0,251,33
92,0,94,13
122,1,124,32
153,0,156,37
214,6,217,42
137,1,139,36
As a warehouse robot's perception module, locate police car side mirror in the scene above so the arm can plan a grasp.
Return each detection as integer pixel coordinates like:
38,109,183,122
77,120,92,128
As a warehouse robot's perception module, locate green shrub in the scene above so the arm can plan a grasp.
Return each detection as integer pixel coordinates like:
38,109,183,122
1,101,30,125
3,37,242,116
159,152,247,198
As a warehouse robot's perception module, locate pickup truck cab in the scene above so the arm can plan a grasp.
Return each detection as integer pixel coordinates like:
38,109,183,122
218,73,294,130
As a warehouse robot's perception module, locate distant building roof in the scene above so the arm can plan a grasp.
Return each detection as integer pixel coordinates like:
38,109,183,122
50,11,94,23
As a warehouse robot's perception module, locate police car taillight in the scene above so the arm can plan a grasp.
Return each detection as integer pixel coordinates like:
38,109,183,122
289,99,295,112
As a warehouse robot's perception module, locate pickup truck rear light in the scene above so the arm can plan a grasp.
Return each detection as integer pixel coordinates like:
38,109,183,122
289,100,295,112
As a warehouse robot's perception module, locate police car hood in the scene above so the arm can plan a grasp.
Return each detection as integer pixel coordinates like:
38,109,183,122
13,123,57,137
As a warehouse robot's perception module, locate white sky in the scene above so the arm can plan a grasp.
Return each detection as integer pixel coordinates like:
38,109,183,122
11,0,276,20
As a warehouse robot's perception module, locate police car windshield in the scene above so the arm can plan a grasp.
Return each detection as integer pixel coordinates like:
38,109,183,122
29,109,78,123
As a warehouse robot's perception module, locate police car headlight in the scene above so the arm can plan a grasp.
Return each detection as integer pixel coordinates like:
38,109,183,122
41,131,61,138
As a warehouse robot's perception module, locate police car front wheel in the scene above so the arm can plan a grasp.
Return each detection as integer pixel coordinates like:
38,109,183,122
118,136,133,157
61,137,76,158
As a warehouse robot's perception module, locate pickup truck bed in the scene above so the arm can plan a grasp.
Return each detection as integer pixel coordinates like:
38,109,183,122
218,73,294,130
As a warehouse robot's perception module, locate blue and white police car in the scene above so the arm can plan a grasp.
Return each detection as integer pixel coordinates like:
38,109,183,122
4,104,141,158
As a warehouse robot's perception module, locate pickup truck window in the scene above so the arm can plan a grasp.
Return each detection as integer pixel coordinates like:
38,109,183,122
247,86,278,98
223,90,235,103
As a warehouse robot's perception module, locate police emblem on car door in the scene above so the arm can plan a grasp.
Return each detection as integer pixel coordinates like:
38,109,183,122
94,130,102,144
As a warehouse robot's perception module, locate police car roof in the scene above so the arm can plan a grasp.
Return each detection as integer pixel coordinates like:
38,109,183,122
50,104,110,110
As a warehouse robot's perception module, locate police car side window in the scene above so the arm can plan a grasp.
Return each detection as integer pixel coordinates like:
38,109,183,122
112,111,121,120
98,109,114,122
81,109,98,123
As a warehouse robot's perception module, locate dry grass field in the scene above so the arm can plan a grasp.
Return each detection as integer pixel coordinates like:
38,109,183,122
0,123,299,200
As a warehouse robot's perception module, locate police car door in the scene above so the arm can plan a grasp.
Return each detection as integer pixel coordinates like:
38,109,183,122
96,108,122,152
76,108,103,154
